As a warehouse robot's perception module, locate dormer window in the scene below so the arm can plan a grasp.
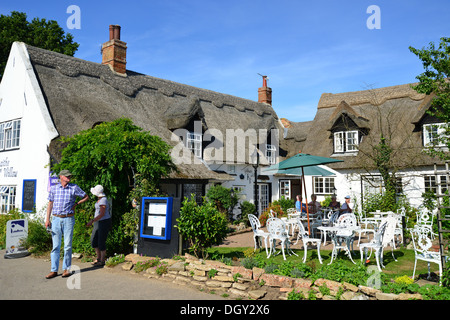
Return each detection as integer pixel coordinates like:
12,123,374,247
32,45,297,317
423,122,447,147
187,131,202,158
265,144,276,164
329,103,368,155
333,130,359,153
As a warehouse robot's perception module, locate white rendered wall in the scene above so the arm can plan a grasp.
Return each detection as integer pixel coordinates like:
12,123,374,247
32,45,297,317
0,42,58,216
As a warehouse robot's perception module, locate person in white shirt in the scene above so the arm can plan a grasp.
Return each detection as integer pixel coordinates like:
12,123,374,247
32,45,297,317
86,185,111,267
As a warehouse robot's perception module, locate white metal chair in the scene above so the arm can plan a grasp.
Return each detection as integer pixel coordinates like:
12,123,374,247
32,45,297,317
248,214,270,257
410,225,446,285
356,211,377,246
266,217,298,260
359,215,398,271
286,208,297,215
328,214,358,265
269,209,276,218
287,209,300,236
394,207,407,245
319,210,340,244
310,212,323,238
294,217,323,264
416,208,437,239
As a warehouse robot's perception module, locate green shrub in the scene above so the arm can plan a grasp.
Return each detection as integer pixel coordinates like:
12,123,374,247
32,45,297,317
272,196,295,213
239,201,256,226
206,185,239,220
134,257,160,273
311,261,373,286
0,210,52,255
105,253,125,267
23,217,52,255
241,257,259,269
287,289,305,300
176,196,228,258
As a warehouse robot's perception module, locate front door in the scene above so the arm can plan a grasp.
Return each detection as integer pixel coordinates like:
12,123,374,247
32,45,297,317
257,183,269,215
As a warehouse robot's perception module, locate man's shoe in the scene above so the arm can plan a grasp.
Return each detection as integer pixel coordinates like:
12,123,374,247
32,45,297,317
62,270,72,278
46,272,58,279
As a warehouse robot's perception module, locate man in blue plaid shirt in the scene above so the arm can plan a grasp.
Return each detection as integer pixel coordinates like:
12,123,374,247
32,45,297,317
45,170,88,279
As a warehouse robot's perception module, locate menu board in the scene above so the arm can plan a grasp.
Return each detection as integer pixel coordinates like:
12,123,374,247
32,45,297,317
22,179,36,213
140,197,173,240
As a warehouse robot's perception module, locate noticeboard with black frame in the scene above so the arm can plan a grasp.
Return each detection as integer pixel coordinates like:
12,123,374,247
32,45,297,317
140,197,173,240
22,179,37,213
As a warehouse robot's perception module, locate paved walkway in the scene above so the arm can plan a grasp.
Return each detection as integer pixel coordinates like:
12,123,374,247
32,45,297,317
0,249,225,300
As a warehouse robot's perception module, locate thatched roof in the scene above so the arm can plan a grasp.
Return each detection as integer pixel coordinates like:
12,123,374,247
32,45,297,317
295,84,444,171
279,119,313,158
25,43,281,181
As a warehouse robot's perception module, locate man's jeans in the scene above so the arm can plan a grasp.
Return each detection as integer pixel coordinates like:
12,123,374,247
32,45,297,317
50,216,75,272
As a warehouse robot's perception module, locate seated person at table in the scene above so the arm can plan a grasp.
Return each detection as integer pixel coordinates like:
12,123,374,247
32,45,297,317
308,194,322,214
295,195,307,213
339,195,353,216
329,195,340,209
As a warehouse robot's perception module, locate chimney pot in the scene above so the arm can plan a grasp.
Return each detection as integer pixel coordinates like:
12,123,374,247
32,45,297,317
103,25,127,74
109,25,121,40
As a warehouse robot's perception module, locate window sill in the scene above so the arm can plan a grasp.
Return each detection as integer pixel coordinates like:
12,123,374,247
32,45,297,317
0,147,20,153
331,152,358,157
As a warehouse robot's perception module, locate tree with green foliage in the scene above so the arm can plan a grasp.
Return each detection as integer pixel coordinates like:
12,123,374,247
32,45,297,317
51,118,175,254
0,11,79,80
205,185,239,220
409,37,450,160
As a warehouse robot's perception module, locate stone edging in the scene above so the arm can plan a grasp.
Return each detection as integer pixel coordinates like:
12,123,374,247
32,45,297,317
118,253,423,300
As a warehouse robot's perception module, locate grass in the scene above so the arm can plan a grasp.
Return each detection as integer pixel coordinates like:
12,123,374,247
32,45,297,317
207,246,441,281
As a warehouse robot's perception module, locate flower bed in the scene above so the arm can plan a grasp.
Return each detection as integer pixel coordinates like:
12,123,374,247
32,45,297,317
115,253,450,300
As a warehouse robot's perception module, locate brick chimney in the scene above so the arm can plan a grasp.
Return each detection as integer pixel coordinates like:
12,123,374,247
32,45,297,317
258,75,272,105
102,25,127,74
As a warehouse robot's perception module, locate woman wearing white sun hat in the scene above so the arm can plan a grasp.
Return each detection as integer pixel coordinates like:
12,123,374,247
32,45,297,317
86,185,111,267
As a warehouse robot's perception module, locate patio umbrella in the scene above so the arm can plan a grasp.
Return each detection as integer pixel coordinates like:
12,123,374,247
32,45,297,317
273,153,343,234
276,153,343,170
263,164,335,177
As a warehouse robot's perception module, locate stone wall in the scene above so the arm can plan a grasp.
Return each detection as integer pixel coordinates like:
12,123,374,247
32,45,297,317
121,253,423,300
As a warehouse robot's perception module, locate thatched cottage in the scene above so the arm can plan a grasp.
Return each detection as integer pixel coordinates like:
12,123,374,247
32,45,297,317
282,84,448,208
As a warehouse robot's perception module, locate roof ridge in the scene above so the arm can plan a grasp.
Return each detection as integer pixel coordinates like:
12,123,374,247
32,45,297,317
317,83,426,109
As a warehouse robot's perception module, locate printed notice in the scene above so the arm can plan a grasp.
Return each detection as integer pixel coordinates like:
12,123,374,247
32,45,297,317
149,203,167,215
147,215,166,236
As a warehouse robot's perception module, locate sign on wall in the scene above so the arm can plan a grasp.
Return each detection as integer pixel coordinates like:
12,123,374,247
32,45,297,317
22,179,36,213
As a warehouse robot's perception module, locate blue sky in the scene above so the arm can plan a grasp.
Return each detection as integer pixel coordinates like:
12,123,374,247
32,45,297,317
2,1,449,122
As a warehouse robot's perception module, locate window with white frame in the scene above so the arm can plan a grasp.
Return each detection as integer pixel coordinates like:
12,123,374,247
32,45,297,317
362,175,384,194
0,119,21,151
279,180,291,199
0,186,16,213
333,130,359,153
314,177,335,194
424,175,448,195
363,175,403,195
423,123,447,147
0,123,4,150
265,144,276,164
187,132,202,158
